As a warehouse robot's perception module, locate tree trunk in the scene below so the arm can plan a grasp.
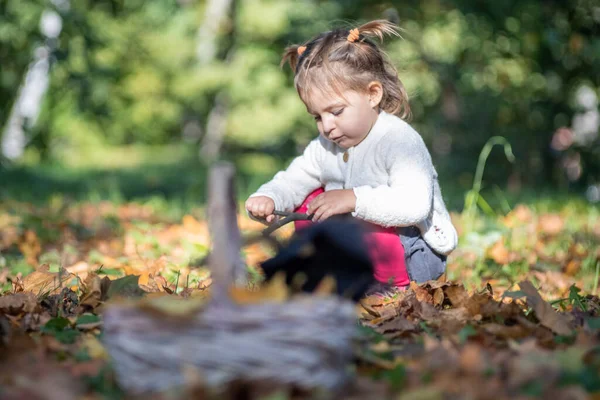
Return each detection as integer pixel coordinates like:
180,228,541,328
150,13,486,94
199,91,229,163
1,8,65,161
207,162,246,301
197,0,236,163
196,0,234,66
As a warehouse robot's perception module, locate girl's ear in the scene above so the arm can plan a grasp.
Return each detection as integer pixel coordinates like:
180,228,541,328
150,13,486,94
367,81,384,108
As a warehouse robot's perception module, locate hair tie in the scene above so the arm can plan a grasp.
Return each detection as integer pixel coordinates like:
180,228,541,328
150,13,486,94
297,46,307,56
347,28,360,43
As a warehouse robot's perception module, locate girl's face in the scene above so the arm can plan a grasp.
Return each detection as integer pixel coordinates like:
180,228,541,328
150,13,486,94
303,84,382,149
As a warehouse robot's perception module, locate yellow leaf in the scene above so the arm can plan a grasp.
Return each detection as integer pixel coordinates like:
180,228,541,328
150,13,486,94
369,341,391,353
18,230,41,266
564,260,581,276
138,294,209,318
182,214,207,235
138,272,150,286
488,240,510,265
229,272,289,304
538,214,564,236
313,275,336,296
82,336,109,360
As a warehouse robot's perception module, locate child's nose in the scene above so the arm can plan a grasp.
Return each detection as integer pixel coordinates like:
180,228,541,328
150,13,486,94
322,115,335,135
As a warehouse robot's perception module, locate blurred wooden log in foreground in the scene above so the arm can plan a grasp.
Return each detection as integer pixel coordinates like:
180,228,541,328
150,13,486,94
102,162,357,395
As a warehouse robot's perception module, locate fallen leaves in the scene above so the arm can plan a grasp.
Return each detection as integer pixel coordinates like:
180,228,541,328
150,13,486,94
518,280,573,336
79,272,112,311
0,198,599,398
18,229,41,266
538,213,565,236
356,279,600,398
453,204,599,301
0,292,37,315
106,275,145,299
359,279,588,347
445,283,469,307
21,264,71,295
367,315,417,338
137,293,210,318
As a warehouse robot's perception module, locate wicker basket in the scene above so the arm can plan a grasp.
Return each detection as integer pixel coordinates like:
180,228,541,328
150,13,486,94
102,163,358,395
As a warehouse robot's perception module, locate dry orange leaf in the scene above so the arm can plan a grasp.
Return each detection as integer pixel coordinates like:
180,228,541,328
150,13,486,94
513,204,533,222
21,264,69,295
564,260,581,276
502,204,532,228
410,281,433,304
488,240,510,264
153,275,172,292
182,214,204,232
482,323,530,339
138,272,150,286
445,284,469,307
18,230,41,266
368,315,416,336
237,214,265,231
538,214,564,236
433,288,445,307
244,243,271,267
0,292,38,315
459,344,485,374
79,273,112,310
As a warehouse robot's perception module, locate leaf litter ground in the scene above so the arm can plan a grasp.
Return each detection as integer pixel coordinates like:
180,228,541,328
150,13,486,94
0,199,599,399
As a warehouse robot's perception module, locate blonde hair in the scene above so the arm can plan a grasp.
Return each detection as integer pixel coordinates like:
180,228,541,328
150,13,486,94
281,20,411,120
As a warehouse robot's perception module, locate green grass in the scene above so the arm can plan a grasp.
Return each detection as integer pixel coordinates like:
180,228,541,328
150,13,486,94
0,144,285,220
2,143,593,214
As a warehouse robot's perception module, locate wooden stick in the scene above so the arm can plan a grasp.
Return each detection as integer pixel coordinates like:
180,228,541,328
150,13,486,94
261,211,312,236
207,162,246,303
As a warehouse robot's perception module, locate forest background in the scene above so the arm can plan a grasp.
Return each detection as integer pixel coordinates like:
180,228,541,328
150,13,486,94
2,0,599,206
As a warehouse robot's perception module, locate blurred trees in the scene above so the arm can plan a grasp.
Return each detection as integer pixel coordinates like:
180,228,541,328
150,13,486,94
1,0,599,193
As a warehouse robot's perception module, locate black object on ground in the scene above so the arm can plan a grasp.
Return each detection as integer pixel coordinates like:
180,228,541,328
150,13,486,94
260,217,375,301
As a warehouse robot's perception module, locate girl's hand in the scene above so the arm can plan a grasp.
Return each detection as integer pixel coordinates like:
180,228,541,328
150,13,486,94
307,189,356,222
245,196,276,223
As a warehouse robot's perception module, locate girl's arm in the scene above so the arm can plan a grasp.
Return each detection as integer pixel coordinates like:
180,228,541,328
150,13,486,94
250,137,324,212
352,132,434,227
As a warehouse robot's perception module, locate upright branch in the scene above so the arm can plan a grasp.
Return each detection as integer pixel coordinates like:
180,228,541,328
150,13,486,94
207,162,246,303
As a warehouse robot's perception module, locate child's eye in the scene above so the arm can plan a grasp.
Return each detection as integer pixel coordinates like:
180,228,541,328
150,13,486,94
313,115,321,121
332,108,344,116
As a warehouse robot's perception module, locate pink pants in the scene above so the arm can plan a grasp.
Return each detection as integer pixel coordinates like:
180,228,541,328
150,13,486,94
294,188,409,287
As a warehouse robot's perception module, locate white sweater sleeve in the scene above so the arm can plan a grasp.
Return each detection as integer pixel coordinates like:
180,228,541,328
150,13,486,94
250,138,323,211
352,131,434,227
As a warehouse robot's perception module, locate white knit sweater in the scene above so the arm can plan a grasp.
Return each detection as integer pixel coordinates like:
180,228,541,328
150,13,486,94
250,111,458,255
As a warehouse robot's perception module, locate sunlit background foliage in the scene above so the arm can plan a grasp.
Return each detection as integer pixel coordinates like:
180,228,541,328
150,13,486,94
1,0,599,206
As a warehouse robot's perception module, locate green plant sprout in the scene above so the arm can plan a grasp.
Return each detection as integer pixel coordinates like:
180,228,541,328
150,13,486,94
593,260,599,296
463,136,516,232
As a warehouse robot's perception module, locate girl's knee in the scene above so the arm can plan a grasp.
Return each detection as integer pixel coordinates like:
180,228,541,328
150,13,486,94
401,228,446,282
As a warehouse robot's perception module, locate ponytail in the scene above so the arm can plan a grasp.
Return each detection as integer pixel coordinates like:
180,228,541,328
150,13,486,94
352,19,401,42
281,19,412,120
281,44,307,73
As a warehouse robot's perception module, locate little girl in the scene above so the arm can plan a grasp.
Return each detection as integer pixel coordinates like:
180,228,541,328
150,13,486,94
245,20,458,291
